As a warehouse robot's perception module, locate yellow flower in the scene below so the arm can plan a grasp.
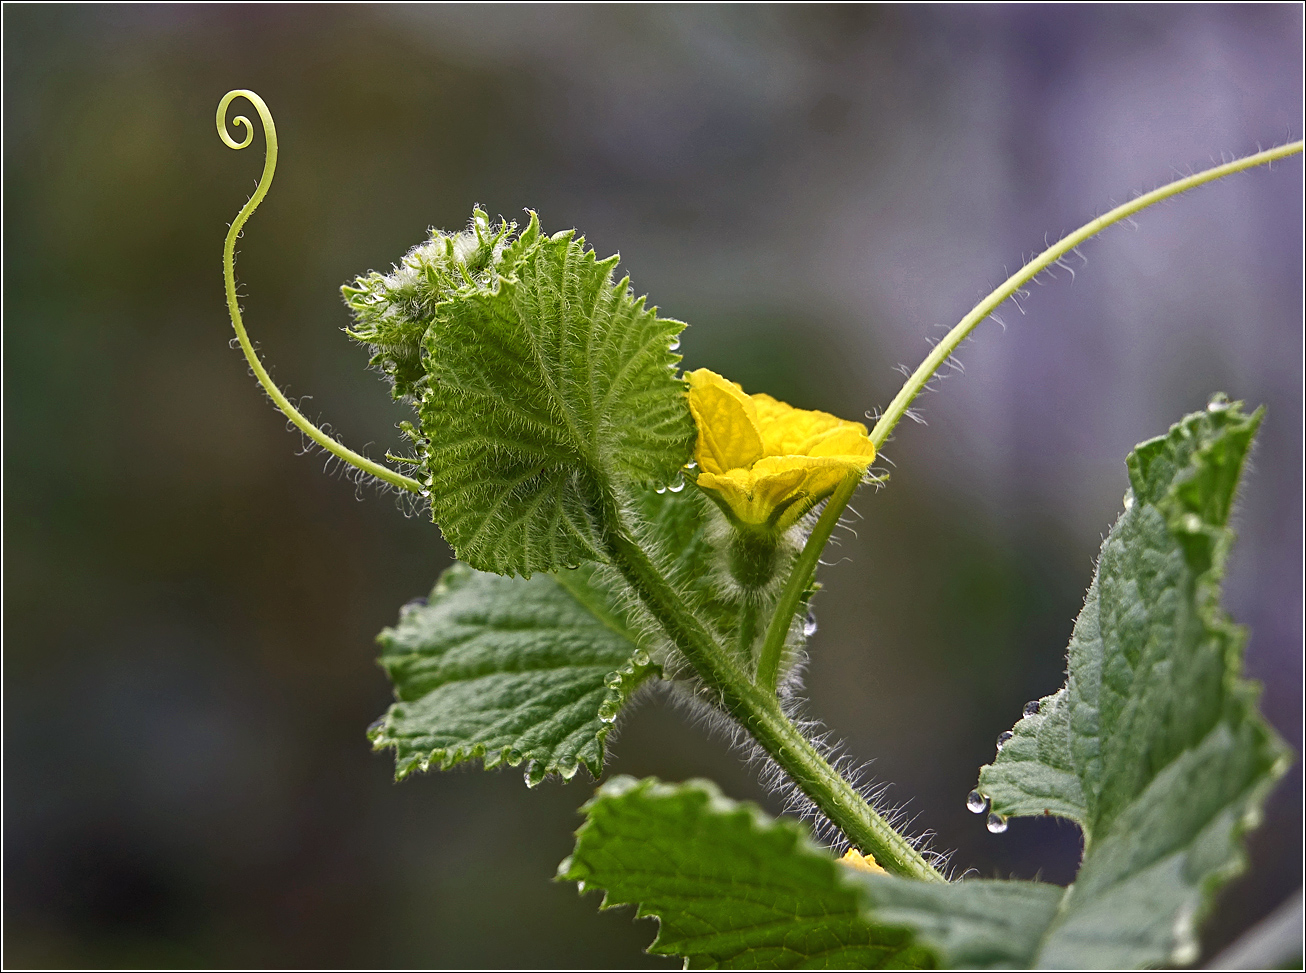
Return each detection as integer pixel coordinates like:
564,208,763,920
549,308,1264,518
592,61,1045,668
838,848,888,874
686,369,875,530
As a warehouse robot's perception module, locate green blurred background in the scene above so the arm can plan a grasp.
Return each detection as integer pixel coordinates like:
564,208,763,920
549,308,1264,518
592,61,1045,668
4,5,1301,968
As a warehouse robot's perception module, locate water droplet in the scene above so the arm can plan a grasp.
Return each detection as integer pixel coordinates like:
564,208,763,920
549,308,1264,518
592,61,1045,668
986,812,1008,834
1207,396,1229,412
598,704,618,723
966,790,987,814
604,672,623,688
668,337,681,351
1182,513,1203,532
402,596,428,612
506,748,523,765
525,763,546,787
1123,492,1134,511
803,611,818,638
996,731,1014,750
631,649,650,667
420,489,431,498
667,474,685,493
367,717,387,737
1022,700,1041,718
655,485,667,494
558,758,580,780
686,460,698,470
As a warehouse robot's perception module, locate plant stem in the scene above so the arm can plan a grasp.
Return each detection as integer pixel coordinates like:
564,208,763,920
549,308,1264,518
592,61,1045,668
737,601,758,665
870,141,1304,450
602,505,945,882
217,90,423,495
756,471,861,693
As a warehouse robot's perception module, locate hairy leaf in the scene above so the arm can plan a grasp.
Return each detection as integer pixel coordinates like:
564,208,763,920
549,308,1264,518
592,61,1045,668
370,562,657,786
851,872,1064,969
976,397,1290,968
409,214,695,575
560,776,934,969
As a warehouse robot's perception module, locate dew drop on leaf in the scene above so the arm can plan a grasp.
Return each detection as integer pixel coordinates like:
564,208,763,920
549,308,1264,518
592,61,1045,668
1022,700,1041,718
631,649,650,667
604,672,623,688
996,730,1014,750
986,812,1008,834
966,790,987,814
803,611,818,638
668,337,680,351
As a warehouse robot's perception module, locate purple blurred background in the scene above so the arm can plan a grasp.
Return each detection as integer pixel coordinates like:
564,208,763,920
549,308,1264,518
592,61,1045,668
4,5,1301,967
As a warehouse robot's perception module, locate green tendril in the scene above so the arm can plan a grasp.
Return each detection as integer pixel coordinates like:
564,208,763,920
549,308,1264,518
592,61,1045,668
756,471,862,694
870,140,1305,450
217,89,423,495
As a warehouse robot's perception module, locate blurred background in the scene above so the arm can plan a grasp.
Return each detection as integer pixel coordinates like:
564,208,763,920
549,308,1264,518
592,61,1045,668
4,5,1301,968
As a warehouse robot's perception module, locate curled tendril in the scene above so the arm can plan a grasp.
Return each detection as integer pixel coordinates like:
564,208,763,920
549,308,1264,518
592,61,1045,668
216,89,422,495
216,91,256,150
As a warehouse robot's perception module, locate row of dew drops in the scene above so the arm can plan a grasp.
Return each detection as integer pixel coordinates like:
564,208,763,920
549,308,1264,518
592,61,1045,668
597,649,652,723
966,698,1042,833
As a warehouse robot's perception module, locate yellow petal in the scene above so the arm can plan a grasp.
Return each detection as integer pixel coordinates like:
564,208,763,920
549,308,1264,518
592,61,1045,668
838,849,887,874
688,371,876,530
747,455,862,529
697,466,806,526
807,426,876,459
751,393,873,459
687,369,764,475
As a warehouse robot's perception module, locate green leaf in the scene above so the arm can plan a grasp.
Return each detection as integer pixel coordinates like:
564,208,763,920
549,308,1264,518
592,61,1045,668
851,872,1064,970
560,776,935,969
975,397,1291,968
412,214,696,575
370,562,657,786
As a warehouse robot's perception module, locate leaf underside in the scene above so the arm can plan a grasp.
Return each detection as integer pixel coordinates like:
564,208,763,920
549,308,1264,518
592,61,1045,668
370,562,656,786
976,398,1290,968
